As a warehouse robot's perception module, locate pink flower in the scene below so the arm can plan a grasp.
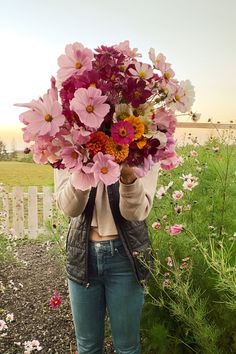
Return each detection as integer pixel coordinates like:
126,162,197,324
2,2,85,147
190,150,198,157
57,42,94,82
169,224,183,236
111,121,134,144
152,221,161,230
50,291,62,309
114,40,142,58
148,48,167,72
70,164,97,191
70,87,110,129
16,91,65,137
154,108,177,136
31,137,60,164
172,190,184,200
91,152,120,185
159,150,179,170
61,147,83,169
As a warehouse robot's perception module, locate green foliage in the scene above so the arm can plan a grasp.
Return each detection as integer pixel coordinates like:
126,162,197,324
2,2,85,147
141,133,236,354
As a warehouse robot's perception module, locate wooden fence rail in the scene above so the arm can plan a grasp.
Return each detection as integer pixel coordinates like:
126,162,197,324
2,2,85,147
0,186,55,239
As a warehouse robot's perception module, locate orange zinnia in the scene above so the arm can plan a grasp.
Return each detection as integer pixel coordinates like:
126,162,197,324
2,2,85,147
86,131,109,157
105,138,129,163
124,115,145,140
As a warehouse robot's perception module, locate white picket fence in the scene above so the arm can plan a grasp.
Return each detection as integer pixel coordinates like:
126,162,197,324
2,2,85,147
0,186,55,238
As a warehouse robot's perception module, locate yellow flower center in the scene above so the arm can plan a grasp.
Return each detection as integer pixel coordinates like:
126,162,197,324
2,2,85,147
86,105,94,113
89,83,97,88
110,74,115,81
139,71,145,79
164,72,171,80
187,182,193,188
44,114,53,122
118,127,127,137
101,166,108,174
134,90,141,98
71,151,78,159
75,62,82,69
175,95,181,101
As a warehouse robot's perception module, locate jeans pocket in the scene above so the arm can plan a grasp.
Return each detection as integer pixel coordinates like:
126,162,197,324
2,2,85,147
114,244,129,259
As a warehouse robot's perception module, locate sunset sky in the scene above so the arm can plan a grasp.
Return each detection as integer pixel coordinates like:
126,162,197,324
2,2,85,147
0,0,235,150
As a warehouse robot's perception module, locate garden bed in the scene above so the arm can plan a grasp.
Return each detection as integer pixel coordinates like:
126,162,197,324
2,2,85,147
0,241,115,353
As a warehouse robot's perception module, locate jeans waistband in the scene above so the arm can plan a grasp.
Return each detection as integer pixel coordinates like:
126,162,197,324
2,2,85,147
88,238,123,256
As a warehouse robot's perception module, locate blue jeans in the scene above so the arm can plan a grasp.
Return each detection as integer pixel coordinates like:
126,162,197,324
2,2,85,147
68,238,144,354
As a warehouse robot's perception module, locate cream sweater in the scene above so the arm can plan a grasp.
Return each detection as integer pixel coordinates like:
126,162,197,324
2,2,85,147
55,164,159,237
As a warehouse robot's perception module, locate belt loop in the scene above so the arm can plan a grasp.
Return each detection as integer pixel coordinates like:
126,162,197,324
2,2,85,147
110,240,114,256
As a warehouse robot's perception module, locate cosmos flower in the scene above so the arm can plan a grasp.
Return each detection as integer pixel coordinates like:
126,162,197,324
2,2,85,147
169,224,183,236
57,42,94,82
70,87,110,129
129,62,153,80
16,91,65,137
50,291,62,309
91,152,120,185
172,190,184,200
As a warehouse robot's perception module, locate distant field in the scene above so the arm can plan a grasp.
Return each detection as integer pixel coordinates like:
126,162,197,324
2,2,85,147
0,161,54,190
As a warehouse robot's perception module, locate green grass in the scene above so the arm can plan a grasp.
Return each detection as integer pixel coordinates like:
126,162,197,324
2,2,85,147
0,161,54,191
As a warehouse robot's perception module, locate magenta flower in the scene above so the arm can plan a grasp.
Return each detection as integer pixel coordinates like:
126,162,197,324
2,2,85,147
70,87,110,129
16,91,65,137
91,152,120,185
50,291,62,309
123,78,152,108
169,224,183,236
111,121,134,144
57,42,94,82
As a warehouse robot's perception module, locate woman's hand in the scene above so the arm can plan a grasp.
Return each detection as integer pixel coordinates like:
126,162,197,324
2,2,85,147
120,164,137,185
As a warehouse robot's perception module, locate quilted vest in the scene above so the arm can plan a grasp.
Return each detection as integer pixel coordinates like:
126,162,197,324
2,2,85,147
66,181,153,287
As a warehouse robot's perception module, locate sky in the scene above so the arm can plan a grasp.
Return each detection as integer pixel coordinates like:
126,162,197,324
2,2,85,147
0,0,236,150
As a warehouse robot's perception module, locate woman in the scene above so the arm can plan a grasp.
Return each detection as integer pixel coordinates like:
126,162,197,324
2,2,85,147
55,163,159,354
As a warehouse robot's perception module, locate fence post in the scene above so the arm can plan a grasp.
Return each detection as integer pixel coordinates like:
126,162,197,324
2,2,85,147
1,188,9,233
28,186,38,239
43,186,53,223
12,186,24,238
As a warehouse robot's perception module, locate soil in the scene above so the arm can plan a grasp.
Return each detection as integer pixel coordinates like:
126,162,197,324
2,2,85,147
0,241,115,354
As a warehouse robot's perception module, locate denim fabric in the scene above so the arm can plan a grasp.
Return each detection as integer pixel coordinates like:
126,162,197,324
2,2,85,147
68,238,144,354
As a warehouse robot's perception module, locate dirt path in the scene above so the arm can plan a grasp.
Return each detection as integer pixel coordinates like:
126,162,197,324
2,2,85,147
0,242,114,354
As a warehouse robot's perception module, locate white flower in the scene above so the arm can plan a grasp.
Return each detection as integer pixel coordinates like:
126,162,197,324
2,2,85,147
156,186,167,199
6,313,14,322
191,112,201,122
0,320,8,331
180,173,198,182
129,62,153,80
180,80,195,110
31,340,42,351
183,179,198,191
166,256,173,267
177,156,185,165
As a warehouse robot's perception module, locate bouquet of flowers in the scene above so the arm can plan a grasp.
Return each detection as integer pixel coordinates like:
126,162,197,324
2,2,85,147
16,40,195,190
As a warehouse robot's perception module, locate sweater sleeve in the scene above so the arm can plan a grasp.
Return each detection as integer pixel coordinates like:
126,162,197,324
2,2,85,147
119,163,159,221
54,169,91,217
